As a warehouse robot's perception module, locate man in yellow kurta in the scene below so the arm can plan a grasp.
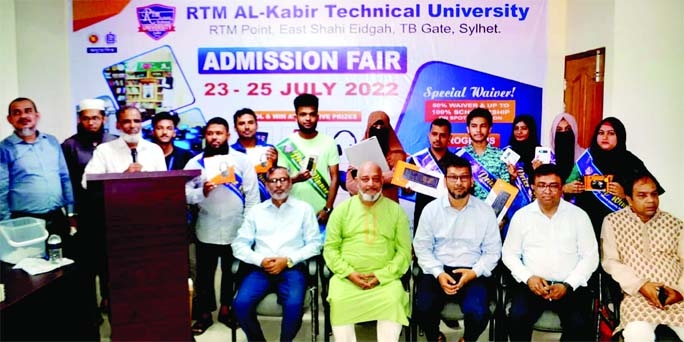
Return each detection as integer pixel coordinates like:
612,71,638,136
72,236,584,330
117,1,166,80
323,161,412,342
602,172,684,341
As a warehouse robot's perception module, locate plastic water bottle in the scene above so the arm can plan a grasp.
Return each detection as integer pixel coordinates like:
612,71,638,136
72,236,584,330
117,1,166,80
47,234,63,264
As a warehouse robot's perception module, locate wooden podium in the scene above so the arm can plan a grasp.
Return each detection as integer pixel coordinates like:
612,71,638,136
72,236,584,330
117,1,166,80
88,170,200,341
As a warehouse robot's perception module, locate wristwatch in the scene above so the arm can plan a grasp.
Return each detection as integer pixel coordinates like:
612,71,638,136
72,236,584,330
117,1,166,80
322,207,333,214
560,282,573,292
287,257,294,268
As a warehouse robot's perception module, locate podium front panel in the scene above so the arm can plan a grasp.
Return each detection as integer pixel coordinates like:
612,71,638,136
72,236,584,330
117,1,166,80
89,170,198,341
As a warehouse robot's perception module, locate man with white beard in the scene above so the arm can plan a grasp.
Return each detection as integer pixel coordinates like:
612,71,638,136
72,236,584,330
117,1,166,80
80,105,166,316
323,161,412,342
82,105,166,188
232,166,321,341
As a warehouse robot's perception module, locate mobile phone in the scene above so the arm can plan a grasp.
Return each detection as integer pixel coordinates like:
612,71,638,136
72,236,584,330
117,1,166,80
659,287,668,306
304,155,317,172
443,266,462,284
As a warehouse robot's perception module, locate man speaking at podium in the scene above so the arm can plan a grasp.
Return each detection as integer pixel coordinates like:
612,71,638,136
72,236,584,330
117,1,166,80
80,105,166,315
82,105,166,186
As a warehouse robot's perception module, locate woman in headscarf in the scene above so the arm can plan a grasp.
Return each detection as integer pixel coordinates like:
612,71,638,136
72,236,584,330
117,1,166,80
346,111,407,202
501,115,541,238
566,116,665,237
507,114,541,177
549,113,585,192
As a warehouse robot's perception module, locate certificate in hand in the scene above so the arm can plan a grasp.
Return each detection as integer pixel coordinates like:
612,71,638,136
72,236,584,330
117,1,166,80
391,160,446,198
484,179,519,223
203,156,236,184
344,136,390,171
535,146,553,164
500,147,521,165
245,146,272,173
411,148,442,173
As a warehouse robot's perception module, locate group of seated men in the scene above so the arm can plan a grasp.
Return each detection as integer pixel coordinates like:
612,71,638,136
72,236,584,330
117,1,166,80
2,95,682,342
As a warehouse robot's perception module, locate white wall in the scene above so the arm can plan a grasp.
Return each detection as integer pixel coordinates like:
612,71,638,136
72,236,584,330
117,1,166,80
7,0,683,216
541,0,567,146
609,0,684,215
0,0,18,139
10,0,73,141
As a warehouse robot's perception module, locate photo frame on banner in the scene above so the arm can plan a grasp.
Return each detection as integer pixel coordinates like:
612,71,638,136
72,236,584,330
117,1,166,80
101,45,196,124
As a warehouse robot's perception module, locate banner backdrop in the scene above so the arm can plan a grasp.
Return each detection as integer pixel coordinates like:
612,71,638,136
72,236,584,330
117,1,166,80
70,0,546,167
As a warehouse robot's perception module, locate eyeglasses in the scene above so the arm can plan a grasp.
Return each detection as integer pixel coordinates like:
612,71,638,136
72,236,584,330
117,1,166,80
267,177,289,184
535,183,561,192
445,175,471,183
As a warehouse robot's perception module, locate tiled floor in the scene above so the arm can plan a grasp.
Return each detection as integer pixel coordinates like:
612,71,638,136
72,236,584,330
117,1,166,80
100,312,560,341
97,272,562,342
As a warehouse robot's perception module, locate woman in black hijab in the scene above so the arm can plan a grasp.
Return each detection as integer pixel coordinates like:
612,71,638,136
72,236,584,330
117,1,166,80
507,114,540,177
567,117,665,237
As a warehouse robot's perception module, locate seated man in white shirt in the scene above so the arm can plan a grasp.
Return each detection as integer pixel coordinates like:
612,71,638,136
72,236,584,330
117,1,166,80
232,166,322,341
502,163,599,341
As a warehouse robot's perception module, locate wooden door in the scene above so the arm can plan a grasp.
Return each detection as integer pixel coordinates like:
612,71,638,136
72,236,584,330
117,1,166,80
564,48,605,148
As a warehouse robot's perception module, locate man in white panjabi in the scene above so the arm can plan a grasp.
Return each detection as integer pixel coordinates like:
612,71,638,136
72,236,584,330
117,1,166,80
602,171,684,341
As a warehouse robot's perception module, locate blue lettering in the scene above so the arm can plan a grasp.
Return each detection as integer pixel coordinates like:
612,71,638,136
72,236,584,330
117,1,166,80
186,6,228,20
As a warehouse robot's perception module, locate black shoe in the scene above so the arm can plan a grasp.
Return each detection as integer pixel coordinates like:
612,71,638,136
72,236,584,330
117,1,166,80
191,315,214,335
217,305,239,329
443,319,460,329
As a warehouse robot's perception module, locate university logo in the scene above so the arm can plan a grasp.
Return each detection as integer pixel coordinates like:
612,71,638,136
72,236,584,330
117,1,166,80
137,4,176,40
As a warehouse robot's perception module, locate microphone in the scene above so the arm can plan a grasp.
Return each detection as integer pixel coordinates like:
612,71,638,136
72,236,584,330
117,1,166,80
131,148,138,163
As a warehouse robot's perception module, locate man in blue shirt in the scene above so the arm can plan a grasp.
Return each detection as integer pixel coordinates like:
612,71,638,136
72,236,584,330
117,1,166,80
232,166,321,341
413,156,502,342
1,97,77,256
230,108,278,201
409,118,460,234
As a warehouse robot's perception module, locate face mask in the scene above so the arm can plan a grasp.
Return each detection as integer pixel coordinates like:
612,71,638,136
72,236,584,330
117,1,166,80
554,131,575,172
369,127,390,154
554,131,574,149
